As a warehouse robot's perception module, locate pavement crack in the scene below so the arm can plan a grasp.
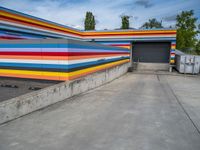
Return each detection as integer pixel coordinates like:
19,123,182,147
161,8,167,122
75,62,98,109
165,78,200,136
156,74,160,81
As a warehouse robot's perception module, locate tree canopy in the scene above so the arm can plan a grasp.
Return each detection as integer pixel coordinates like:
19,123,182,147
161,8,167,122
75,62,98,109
195,39,200,55
121,15,130,29
176,10,198,53
141,18,163,29
84,12,96,31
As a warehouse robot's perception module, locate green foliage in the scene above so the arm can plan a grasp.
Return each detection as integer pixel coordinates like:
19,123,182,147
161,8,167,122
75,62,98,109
141,18,163,29
84,12,96,31
121,15,130,29
176,10,198,52
195,40,200,55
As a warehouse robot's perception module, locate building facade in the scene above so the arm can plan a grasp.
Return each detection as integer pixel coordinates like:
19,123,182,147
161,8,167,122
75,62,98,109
0,7,176,80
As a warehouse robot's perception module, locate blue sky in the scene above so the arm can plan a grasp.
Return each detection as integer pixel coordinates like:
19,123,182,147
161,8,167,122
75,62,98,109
0,0,200,30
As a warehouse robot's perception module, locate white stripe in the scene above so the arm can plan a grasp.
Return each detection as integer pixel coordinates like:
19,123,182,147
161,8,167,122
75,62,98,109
68,55,129,64
0,55,129,65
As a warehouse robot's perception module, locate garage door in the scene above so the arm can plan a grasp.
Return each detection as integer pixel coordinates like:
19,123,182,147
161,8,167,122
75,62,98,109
132,42,171,63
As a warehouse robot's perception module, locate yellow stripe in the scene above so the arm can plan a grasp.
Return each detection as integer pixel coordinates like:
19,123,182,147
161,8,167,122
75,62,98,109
68,59,129,77
0,69,55,76
171,46,176,49
117,46,131,49
0,59,129,77
170,60,175,63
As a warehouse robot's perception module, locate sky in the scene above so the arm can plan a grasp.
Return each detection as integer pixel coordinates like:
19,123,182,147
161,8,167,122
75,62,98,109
0,0,200,30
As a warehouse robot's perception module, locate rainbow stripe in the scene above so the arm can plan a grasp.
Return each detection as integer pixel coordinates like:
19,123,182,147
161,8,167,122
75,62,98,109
0,7,176,42
0,6,177,81
0,39,130,81
170,41,176,64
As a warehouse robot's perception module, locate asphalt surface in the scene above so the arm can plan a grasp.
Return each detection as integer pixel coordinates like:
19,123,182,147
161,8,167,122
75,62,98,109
0,73,200,150
0,77,60,102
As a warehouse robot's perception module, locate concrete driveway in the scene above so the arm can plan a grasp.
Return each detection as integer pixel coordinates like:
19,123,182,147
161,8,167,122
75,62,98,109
0,73,200,150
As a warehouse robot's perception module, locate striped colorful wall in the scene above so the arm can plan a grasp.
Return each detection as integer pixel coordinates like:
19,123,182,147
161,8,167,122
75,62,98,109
170,41,176,64
0,6,177,81
0,7,176,42
0,39,130,81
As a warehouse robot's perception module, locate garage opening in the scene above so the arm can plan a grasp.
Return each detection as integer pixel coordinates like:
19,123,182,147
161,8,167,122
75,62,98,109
132,42,171,63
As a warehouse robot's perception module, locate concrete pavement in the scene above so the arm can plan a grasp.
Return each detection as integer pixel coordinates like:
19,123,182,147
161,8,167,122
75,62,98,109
0,73,200,150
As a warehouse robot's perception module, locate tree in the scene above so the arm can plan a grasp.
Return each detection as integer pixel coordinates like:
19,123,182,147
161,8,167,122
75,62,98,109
84,12,96,30
176,10,198,52
195,40,200,55
121,15,130,29
141,18,163,29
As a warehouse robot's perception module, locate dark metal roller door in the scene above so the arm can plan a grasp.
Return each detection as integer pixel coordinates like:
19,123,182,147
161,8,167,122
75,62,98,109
132,42,171,63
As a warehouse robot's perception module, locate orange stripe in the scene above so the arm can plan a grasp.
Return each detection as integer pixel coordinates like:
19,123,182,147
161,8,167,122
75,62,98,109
0,73,67,81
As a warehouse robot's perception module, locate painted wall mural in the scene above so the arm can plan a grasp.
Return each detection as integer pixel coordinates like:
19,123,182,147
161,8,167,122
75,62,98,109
0,6,177,81
0,7,176,43
0,39,130,81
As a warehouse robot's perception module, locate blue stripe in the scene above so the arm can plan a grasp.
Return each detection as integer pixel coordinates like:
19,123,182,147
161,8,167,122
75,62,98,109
0,30,47,39
0,43,129,51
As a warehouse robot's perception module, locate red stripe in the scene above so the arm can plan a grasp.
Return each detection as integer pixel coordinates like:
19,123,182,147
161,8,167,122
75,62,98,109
0,36,25,40
0,52,129,56
171,44,176,46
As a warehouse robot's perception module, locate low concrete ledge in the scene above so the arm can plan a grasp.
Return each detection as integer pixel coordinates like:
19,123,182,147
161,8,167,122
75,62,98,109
0,63,129,124
137,63,169,71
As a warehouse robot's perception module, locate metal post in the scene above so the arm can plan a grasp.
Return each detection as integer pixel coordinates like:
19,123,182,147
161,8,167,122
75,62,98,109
192,56,195,75
184,56,186,75
169,66,172,72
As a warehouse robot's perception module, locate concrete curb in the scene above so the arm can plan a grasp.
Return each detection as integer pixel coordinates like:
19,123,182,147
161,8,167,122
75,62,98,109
132,70,200,77
0,63,129,124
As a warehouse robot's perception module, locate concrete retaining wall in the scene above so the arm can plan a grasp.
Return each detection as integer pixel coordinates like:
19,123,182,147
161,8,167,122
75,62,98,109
0,62,129,124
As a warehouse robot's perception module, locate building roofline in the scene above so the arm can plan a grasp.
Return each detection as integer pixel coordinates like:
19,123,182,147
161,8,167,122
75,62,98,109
0,6,83,32
0,6,176,34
